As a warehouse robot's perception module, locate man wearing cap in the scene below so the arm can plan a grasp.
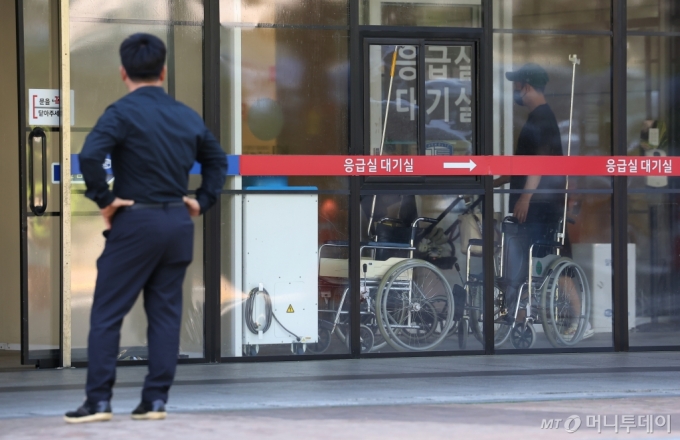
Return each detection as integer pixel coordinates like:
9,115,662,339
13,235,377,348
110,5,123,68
493,63,566,321
64,33,226,423
494,63,565,225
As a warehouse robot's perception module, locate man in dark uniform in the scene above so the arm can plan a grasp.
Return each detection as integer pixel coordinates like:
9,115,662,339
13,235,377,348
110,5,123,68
65,33,226,423
493,63,567,320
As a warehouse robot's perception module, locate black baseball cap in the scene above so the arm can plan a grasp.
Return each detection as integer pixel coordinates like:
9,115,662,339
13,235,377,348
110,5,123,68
505,63,549,88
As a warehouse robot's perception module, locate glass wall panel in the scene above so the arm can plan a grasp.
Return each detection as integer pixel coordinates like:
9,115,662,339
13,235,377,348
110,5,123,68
367,44,476,157
368,45,420,156
27,216,60,359
493,0,611,31
70,0,203,22
627,35,680,346
220,0,348,26
628,0,680,33
220,192,351,357
492,190,613,349
360,0,481,27
70,194,205,361
425,45,475,155
69,3,206,361
220,17,350,190
493,33,612,196
359,193,486,353
492,4,615,349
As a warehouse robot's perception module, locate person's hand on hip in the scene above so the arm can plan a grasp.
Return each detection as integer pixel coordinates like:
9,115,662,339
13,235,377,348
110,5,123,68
101,197,135,230
183,196,200,217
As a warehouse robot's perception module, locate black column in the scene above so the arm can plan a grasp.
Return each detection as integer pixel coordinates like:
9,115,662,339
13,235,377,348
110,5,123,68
612,0,629,352
203,0,221,363
349,0,361,357
481,0,495,355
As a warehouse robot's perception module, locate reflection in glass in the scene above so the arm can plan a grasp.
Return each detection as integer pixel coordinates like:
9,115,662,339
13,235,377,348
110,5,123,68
238,29,348,156
369,45,419,156
220,0,348,26
68,11,206,360
493,33,612,193
220,23,349,190
425,45,475,156
354,194,484,353
627,35,680,346
628,0,680,33
70,0,204,22
360,0,481,27
493,0,610,31
27,216,60,359
70,196,205,361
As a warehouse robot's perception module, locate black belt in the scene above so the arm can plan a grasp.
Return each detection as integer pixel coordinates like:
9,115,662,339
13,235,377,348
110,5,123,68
121,202,185,211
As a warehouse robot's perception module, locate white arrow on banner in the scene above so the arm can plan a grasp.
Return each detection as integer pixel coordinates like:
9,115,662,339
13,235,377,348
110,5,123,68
443,160,477,171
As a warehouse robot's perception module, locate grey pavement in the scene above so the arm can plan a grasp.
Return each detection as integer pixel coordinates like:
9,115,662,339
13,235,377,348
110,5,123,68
1,352,680,439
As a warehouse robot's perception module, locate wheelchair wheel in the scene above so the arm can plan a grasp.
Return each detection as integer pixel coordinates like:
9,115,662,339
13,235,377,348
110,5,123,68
469,283,511,348
307,327,332,354
336,322,387,352
510,322,536,349
359,324,375,352
376,259,455,352
540,257,591,347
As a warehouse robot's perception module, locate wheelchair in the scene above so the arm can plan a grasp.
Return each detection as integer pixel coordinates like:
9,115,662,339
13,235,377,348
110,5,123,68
465,216,592,349
313,209,469,353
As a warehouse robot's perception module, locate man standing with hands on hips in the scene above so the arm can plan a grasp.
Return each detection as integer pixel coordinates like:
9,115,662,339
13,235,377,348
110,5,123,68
65,33,226,423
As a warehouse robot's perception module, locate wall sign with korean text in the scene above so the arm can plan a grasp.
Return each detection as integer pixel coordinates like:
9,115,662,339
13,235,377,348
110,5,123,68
28,89,75,127
425,45,474,156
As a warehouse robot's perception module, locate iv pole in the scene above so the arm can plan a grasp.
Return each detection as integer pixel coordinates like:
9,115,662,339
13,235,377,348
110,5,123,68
560,54,580,246
368,46,400,236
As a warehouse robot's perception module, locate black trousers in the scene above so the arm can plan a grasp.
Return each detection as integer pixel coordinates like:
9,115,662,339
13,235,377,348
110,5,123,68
85,205,194,404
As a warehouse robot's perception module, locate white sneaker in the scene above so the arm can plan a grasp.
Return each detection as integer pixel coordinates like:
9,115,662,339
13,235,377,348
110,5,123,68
582,322,595,340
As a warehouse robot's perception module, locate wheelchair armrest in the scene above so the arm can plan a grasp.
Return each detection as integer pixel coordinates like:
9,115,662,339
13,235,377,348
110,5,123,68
324,240,350,246
411,217,439,228
466,239,501,246
377,217,408,226
363,241,411,248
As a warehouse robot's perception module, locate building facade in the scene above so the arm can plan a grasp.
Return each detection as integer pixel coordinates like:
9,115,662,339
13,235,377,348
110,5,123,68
0,0,678,368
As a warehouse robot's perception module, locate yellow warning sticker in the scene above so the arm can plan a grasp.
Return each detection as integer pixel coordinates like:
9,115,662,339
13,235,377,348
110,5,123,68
286,304,295,313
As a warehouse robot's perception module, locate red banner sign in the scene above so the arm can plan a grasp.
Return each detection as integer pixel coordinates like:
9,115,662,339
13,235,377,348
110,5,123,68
239,155,676,177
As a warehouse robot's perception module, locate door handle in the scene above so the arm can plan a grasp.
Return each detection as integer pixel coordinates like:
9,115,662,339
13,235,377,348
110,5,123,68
28,127,48,216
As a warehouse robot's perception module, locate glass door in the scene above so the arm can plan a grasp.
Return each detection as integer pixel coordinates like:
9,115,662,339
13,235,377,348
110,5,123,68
366,41,477,158
18,0,207,367
357,34,489,354
19,0,63,366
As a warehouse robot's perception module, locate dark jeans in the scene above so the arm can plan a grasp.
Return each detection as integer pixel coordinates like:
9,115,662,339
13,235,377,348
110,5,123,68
85,205,194,404
503,220,562,307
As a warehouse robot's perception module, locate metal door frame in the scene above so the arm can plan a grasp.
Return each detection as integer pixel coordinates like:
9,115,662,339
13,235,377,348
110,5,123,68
349,25,495,357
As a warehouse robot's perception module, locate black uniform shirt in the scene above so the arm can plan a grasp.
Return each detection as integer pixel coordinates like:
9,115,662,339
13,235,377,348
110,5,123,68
509,103,565,222
80,86,226,213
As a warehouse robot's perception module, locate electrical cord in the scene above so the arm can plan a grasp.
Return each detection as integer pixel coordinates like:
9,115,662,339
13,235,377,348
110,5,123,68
245,287,301,342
